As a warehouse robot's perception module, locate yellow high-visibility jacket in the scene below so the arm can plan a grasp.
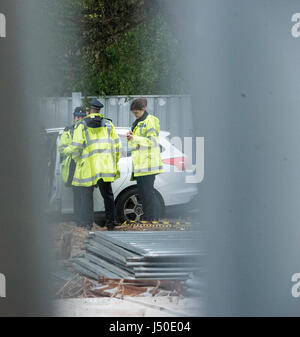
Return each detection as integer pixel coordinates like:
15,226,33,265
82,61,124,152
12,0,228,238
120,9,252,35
58,126,75,186
64,113,121,187
129,113,163,178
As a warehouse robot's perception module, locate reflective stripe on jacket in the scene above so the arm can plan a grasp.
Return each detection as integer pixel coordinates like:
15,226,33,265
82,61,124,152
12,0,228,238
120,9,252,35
129,113,163,178
64,113,121,186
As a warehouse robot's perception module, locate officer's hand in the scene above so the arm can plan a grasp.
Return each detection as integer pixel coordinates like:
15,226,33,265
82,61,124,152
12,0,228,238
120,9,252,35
126,131,133,141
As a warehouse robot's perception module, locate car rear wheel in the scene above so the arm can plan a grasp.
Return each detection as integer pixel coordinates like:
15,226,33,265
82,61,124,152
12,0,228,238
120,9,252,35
116,187,164,223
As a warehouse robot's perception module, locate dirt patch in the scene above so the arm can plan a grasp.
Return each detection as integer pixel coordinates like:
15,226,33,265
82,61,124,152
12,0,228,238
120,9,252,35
50,222,88,258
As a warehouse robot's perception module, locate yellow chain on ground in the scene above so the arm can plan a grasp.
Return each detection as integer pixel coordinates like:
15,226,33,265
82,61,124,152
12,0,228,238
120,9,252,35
116,220,192,231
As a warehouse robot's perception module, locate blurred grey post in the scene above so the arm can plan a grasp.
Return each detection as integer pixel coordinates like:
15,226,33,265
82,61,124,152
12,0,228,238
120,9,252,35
0,0,63,316
162,0,300,315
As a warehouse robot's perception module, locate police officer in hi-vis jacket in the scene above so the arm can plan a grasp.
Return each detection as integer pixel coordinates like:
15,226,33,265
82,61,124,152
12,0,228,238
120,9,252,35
63,99,121,230
58,106,86,226
126,98,163,221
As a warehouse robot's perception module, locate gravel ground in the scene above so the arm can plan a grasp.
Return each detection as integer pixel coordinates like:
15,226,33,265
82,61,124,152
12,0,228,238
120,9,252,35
50,222,89,258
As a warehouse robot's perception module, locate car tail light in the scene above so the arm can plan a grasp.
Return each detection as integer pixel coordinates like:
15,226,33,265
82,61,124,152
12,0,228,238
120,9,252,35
162,156,189,171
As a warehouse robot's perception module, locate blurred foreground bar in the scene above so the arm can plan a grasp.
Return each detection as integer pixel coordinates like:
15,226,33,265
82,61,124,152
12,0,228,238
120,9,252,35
0,0,55,316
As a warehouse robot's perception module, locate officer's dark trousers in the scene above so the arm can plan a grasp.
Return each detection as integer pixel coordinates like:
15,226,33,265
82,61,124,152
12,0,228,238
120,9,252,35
79,187,94,226
97,179,115,224
72,186,82,224
78,180,115,226
136,175,156,221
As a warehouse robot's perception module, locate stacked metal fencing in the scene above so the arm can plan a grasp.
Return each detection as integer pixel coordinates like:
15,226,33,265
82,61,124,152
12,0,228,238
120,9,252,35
71,231,206,280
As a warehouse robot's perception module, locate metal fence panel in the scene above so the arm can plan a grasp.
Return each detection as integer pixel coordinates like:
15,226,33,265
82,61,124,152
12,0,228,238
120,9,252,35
41,93,193,138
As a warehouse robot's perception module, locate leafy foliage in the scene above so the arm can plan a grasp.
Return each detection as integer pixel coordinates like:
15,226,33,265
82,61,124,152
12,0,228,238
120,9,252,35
44,0,185,96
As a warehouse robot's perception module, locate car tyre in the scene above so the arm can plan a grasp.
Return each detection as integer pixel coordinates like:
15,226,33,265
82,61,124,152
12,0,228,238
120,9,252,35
116,187,164,223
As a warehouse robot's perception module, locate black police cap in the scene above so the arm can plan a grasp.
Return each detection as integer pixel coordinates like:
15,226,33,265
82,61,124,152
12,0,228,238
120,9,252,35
89,98,104,110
